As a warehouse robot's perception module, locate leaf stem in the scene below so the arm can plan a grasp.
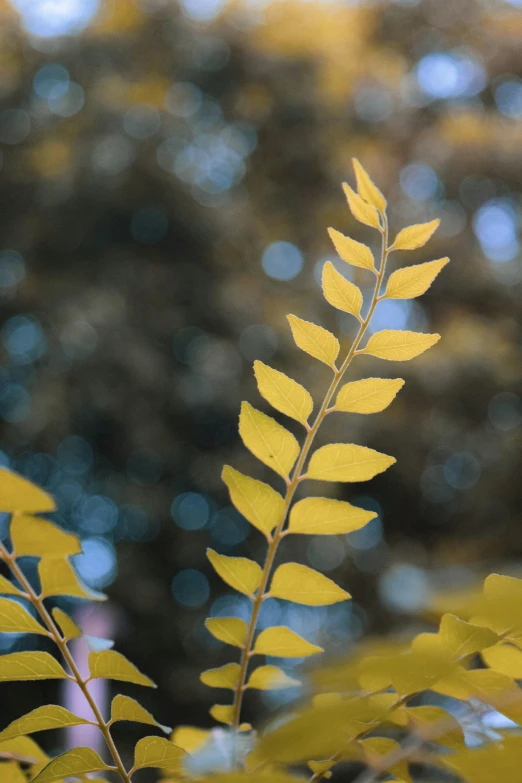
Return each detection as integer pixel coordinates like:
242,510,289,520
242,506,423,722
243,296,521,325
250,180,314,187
231,215,390,733
0,541,132,783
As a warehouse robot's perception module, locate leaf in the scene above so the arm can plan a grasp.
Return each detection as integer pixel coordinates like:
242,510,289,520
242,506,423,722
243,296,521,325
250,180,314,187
307,443,395,482
205,616,248,648
327,228,375,272
288,497,376,535
360,737,411,783
0,652,68,682
51,608,81,641
270,563,350,606
361,330,440,361
0,706,92,741
132,736,184,774
342,184,381,230
172,726,210,754
406,706,466,750
38,558,105,601
334,377,405,414
222,467,284,538
384,258,449,299
442,735,522,783
239,402,300,479
287,315,340,368
0,598,48,636
352,158,387,213
2,762,26,783
88,650,155,687
439,614,499,659
10,514,80,558
482,643,522,678
209,704,233,726
0,576,23,596
111,695,171,733
200,663,240,689
253,626,323,657
0,469,56,514
391,219,440,251
198,774,303,783
484,573,522,633
322,262,363,319
247,665,300,690
29,748,113,783
253,361,313,426
207,549,262,597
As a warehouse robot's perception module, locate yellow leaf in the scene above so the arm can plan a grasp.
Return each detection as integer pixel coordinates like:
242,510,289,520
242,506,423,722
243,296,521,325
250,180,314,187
360,737,411,783
51,608,81,641
38,559,105,601
327,228,375,272
390,219,440,251
200,663,240,689
88,650,155,688
287,314,340,368
30,748,113,783
361,330,440,361
1,762,26,783
0,469,55,514
111,695,171,733
253,361,313,426
253,626,323,657
307,443,395,482
10,514,80,558
247,665,301,690
482,643,522,678
439,614,499,659
222,466,284,538
442,735,522,783
406,705,465,750
0,576,23,596
132,736,184,774
209,704,233,726
207,549,262,597
352,158,387,213
342,183,381,230
0,706,91,741
334,377,405,414
205,616,248,648
172,726,210,754
270,562,349,606
239,402,299,479
0,652,67,682
288,497,376,535
484,574,522,633
359,648,454,696
384,258,449,299
0,598,48,636
322,262,363,319
198,774,302,783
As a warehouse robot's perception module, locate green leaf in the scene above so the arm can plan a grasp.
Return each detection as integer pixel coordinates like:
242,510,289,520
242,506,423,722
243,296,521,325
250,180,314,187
51,608,81,641
38,558,105,601
207,548,262,597
322,261,363,319
0,652,68,682
0,706,92,741
254,626,323,657
29,748,113,783
205,616,248,648
222,466,284,538
110,695,171,733
270,563,350,605
200,663,240,690
287,314,340,368
0,469,56,514
88,650,155,687
239,401,300,479
307,443,396,482
10,514,80,558
361,330,440,361
247,665,301,690
132,736,184,774
0,598,48,636
254,361,313,426
334,377,405,414
0,576,23,596
288,497,376,535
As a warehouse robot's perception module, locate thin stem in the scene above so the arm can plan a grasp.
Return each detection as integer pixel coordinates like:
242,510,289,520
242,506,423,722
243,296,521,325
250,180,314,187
0,541,132,783
232,215,390,731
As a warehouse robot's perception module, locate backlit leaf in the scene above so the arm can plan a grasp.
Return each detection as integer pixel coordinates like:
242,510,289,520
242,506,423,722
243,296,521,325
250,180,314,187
327,228,375,272
307,443,396,482
342,184,381,230
88,650,155,687
270,563,350,606
0,706,91,741
253,626,323,657
111,695,171,733
172,726,210,754
334,377,405,414
361,330,440,361
391,219,440,251
352,158,387,213
0,598,48,636
222,466,284,538
287,315,340,368
198,774,303,783
482,643,522,678
239,402,299,479
200,663,240,690
0,470,55,514
0,576,23,596
385,258,449,299
207,549,262,597
38,559,105,601
30,748,113,783
288,497,376,535
2,762,25,783
442,735,522,783
209,704,233,726
132,736,184,773
483,573,522,633
439,614,498,659
322,262,363,319
10,514,80,558
247,665,301,690
205,616,248,648
0,652,68,682
51,608,81,641
406,706,466,750
360,737,411,783
254,361,313,426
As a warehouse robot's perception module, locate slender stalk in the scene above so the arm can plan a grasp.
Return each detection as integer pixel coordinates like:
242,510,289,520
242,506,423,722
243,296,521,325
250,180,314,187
231,215,390,730
0,541,132,783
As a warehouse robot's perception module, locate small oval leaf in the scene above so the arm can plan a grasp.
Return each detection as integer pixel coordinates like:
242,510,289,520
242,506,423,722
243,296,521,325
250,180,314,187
0,706,91,742
342,183,381,230
0,598,48,637
384,258,449,300
352,158,387,213
322,262,363,319
253,626,323,658
209,704,234,726
327,228,375,272
390,219,440,251
172,726,210,754
10,515,80,558
207,549,262,597
39,559,105,601
88,650,155,688
0,470,55,514
205,617,248,648
361,330,440,361
254,361,313,425
132,736,184,774
334,377,405,414
289,497,376,535
287,315,340,368
51,608,81,641
307,443,396,482
30,748,113,783
200,663,240,690
247,665,301,690
270,563,350,606
0,652,68,682
239,402,299,479
222,466,284,538
111,695,171,733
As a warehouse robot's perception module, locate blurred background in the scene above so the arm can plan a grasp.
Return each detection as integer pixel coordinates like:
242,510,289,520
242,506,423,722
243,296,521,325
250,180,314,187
0,0,521,774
